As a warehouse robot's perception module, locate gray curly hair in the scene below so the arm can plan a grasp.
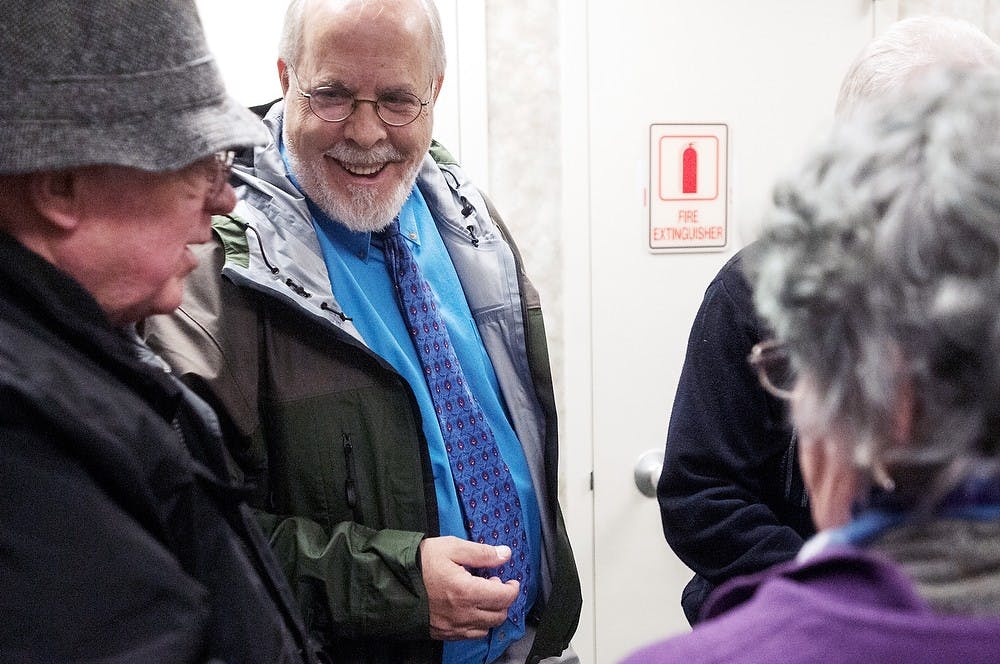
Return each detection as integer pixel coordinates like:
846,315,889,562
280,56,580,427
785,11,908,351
749,67,1000,494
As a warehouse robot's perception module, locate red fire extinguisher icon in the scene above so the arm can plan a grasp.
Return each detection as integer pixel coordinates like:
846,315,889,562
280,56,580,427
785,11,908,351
682,143,698,194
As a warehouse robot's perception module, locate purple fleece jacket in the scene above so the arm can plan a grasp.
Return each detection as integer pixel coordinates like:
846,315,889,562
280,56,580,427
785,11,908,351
622,547,1000,663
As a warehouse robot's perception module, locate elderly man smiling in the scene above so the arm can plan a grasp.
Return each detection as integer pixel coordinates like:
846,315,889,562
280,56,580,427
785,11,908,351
144,1,582,662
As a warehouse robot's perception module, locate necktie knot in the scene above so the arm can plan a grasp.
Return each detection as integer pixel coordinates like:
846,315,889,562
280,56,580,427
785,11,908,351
381,218,402,238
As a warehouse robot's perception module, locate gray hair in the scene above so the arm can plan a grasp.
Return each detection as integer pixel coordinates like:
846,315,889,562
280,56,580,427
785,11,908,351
749,67,1000,494
835,15,1000,117
278,0,447,78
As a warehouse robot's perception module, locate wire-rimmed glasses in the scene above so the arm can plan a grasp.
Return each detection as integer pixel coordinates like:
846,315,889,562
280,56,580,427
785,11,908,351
288,66,431,127
188,150,234,197
207,150,235,194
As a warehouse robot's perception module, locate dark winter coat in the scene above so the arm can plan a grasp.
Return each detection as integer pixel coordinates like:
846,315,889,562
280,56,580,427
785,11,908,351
0,232,319,663
658,248,814,623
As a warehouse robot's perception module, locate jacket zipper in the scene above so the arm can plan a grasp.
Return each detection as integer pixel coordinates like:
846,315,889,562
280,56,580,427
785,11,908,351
343,433,359,517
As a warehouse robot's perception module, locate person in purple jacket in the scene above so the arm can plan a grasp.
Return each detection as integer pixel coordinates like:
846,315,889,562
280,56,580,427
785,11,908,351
628,64,1000,663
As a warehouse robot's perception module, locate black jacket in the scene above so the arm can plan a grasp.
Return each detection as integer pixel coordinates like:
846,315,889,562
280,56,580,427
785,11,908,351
0,232,319,662
658,248,814,624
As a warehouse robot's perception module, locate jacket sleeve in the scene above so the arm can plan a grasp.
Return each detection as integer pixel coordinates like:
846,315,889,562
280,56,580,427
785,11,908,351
142,240,431,643
255,512,428,642
657,255,811,593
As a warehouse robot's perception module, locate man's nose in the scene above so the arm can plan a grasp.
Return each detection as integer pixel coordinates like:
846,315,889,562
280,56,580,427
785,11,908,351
343,99,389,149
206,181,238,215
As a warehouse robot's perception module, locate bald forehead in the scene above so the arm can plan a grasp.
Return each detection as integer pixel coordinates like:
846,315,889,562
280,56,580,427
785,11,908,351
295,0,436,92
303,0,432,43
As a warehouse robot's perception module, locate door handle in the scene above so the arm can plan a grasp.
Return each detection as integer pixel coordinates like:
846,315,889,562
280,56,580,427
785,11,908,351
633,449,664,498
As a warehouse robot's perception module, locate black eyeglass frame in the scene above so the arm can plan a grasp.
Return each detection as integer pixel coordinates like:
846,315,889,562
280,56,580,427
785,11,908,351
288,65,432,127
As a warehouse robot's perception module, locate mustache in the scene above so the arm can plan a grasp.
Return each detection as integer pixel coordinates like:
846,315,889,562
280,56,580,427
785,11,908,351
326,142,405,164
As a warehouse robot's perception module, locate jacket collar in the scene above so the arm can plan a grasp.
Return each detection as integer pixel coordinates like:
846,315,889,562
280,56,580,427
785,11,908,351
222,102,501,346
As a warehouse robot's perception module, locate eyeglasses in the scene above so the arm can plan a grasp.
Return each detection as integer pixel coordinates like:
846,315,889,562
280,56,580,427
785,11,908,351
288,66,431,127
196,150,235,196
748,339,798,400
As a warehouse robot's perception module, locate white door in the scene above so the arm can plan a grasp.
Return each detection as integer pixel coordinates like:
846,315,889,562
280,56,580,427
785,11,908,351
560,2,878,661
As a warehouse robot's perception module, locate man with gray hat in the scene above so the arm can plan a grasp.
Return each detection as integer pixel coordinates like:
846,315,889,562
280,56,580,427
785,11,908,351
0,1,320,661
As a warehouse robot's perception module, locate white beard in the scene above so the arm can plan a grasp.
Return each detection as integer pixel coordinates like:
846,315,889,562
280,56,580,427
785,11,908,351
284,126,420,233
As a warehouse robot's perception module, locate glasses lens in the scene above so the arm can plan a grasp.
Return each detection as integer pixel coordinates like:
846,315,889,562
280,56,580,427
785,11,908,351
205,150,235,193
377,92,423,126
749,341,797,398
216,150,235,169
309,87,356,122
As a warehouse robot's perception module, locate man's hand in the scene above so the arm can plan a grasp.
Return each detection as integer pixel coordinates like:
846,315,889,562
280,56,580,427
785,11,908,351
419,536,520,640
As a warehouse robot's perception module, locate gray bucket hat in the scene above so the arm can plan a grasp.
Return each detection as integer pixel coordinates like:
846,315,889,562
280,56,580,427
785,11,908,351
0,0,267,175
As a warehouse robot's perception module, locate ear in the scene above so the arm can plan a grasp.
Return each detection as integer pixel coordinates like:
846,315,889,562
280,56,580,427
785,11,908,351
278,58,291,96
28,170,85,231
431,73,445,103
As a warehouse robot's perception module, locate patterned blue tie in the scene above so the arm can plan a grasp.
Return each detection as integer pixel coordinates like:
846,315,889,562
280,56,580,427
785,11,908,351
380,219,531,625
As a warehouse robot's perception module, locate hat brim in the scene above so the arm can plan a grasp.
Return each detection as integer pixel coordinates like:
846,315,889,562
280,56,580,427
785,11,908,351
0,94,268,175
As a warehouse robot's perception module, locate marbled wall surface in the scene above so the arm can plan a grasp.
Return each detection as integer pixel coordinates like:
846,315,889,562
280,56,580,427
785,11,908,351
484,0,565,397
901,0,1000,39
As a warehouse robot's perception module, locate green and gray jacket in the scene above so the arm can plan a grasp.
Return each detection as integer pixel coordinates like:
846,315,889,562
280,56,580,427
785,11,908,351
144,102,581,663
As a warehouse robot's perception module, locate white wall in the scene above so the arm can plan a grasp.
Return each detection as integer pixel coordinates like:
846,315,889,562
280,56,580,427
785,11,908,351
196,1,285,106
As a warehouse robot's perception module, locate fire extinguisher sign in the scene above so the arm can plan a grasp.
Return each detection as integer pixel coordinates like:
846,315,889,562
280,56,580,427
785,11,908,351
648,123,729,252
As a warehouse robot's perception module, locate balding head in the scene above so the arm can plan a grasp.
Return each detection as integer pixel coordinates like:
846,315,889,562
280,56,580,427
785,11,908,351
279,0,446,80
835,15,1000,117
